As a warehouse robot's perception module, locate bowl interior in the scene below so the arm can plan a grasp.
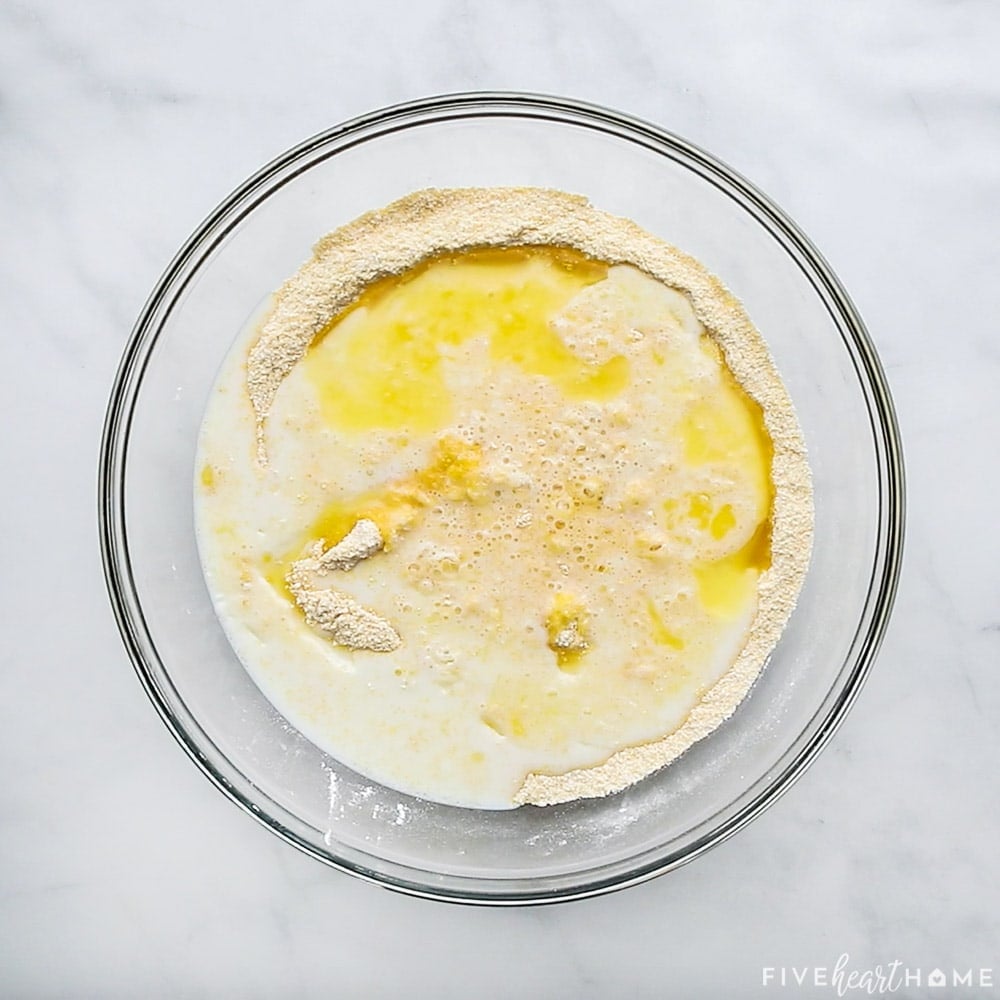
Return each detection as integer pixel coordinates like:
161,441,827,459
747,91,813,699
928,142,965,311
106,95,902,902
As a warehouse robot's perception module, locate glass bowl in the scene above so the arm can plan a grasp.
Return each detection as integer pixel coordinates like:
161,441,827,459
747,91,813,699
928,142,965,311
100,92,904,904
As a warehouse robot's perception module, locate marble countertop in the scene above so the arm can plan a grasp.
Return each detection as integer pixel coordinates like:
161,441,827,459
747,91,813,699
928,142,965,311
3,1,998,996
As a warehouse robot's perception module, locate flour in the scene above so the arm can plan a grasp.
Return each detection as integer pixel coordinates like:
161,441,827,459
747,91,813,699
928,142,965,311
287,555,400,653
552,624,587,652
314,518,383,572
285,518,398,651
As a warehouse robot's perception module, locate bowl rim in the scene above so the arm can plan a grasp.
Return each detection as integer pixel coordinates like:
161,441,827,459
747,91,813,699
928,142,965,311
99,90,906,905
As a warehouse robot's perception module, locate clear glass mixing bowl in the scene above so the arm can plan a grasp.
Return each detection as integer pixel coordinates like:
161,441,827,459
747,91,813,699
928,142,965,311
100,93,904,904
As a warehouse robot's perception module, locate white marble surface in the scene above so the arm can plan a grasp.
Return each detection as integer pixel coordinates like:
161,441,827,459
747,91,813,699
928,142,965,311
3,1,998,996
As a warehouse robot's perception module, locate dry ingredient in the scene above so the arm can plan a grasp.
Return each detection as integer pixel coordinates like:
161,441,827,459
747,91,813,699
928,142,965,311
285,519,399,652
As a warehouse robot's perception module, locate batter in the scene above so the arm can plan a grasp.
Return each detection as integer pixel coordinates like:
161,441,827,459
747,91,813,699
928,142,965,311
195,189,813,809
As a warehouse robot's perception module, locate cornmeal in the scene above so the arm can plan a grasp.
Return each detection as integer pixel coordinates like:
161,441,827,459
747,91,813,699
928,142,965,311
195,188,813,809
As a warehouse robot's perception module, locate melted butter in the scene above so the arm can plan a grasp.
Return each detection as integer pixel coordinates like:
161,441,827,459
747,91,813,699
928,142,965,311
544,592,590,671
664,336,775,620
261,551,288,599
645,596,685,650
695,521,772,619
304,247,622,434
678,341,773,514
710,504,737,540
